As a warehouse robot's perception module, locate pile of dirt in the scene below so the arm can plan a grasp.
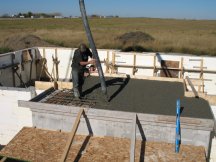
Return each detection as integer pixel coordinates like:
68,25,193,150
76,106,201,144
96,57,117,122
2,34,54,51
116,31,154,44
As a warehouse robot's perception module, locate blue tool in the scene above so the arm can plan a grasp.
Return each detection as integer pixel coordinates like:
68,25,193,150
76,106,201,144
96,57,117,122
175,99,181,153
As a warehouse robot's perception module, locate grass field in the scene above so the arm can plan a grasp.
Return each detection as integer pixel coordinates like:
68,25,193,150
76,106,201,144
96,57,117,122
0,18,216,55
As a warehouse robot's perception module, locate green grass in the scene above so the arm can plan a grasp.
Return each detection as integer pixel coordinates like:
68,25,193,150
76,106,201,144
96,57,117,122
0,47,13,54
0,18,216,56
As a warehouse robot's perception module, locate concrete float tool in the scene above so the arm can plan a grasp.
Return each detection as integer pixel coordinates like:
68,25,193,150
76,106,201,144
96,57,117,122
79,0,107,95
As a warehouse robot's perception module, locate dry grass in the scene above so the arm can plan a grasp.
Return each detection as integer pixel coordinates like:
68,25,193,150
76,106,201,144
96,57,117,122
0,18,216,55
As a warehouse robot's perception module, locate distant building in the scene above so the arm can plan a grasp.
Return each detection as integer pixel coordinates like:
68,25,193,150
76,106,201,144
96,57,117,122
31,16,34,19
20,16,25,18
54,16,63,19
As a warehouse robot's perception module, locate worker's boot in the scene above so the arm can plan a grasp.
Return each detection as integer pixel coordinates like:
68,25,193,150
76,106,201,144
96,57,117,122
73,88,80,98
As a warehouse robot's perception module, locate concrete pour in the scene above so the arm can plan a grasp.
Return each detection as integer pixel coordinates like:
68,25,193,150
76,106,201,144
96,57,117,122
81,76,213,120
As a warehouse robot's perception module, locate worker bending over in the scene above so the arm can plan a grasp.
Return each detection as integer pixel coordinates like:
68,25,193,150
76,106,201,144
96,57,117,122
71,44,95,98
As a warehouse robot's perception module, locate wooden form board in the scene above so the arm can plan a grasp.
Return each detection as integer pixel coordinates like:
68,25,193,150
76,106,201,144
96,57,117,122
35,81,72,90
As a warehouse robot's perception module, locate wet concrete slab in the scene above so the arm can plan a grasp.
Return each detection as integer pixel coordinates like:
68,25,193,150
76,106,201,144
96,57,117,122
81,76,213,119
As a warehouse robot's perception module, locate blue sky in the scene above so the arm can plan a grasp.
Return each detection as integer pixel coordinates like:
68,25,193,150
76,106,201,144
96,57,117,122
0,0,216,19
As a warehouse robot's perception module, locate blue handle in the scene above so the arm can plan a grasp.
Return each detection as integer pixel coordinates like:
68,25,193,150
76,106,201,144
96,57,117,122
175,99,181,153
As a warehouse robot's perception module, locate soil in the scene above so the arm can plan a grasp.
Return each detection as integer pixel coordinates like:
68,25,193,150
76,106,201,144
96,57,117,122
2,34,54,51
81,76,213,119
0,127,206,162
116,31,154,44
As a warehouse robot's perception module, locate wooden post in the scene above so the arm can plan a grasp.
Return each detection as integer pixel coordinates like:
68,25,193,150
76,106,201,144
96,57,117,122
132,54,136,75
111,52,116,74
43,48,46,58
59,109,84,162
186,76,199,98
11,54,15,87
180,57,184,78
55,48,59,81
200,59,204,93
105,51,110,73
130,114,137,162
153,55,156,76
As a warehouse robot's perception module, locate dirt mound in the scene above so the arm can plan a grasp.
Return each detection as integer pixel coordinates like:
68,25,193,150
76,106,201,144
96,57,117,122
116,31,154,44
3,34,54,51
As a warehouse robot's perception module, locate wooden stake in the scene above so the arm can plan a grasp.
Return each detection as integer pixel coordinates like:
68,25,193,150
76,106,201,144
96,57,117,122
200,59,204,93
111,52,116,74
180,57,184,78
132,54,136,75
43,48,46,58
59,108,84,162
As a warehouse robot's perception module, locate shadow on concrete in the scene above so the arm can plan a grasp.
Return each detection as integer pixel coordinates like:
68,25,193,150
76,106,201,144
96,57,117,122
83,112,93,135
137,115,146,162
108,75,130,102
83,75,130,102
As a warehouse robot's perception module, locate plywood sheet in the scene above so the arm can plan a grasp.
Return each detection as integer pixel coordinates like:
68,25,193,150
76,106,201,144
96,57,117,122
0,127,206,162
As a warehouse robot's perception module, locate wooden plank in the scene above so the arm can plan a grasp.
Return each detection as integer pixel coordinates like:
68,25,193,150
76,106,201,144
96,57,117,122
35,81,72,90
193,66,207,69
130,114,137,162
0,157,7,162
59,108,84,162
186,76,199,98
113,64,216,74
43,48,46,58
189,59,202,61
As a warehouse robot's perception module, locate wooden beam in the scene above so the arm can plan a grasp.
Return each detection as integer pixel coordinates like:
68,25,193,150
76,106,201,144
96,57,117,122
113,64,216,74
130,114,137,162
35,81,72,90
111,52,116,74
59,108,84,162
186,76,199,98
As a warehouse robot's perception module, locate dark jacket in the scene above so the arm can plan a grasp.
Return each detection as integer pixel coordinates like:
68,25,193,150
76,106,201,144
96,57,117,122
72,48,93,72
